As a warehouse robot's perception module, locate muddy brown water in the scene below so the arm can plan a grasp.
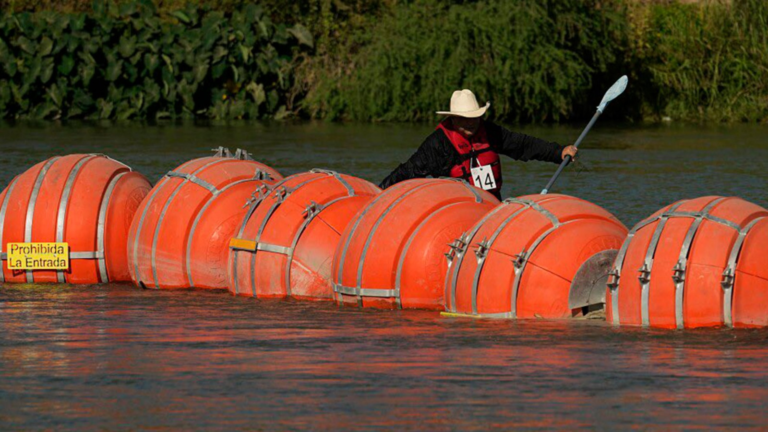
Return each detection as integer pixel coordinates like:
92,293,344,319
1,121,766,429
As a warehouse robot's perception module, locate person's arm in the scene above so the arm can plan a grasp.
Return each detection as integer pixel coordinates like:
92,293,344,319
486,121,565,164
379,131,452,189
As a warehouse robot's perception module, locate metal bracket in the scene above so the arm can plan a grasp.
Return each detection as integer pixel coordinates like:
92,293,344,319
244,184,271,208
672,261,686,284
253,169,272,181
444,251,455,263
512,250,527,272
452,236,468,253
721,268,735,291
234,148,254,160
445,237,467,264
310,168,338,175
212,146,232,158
273,186,289,203
474,239,489,261
638,263,651,284
165,171,186,180
333,283,397,298
302,201,322,219
607,269,620,290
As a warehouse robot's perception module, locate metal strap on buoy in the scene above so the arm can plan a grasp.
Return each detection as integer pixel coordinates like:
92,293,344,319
332,181,393,304
339,178,487,307
55,155,98,283
670,198,727,329
392,201,465,309
95,170,130,283
0,155,126,283
467,197,559,314
607,200,688,325
269,171,354,296
0,176,19,283
608,197,750,327
468,202,531,314
348,181,436,306
23,157,60,282
504,198,564,319
131,155,215,288
721,216,765,327
445,201,509,312
333,178,485,306
229,173,328,297
185,168,267,287
229,183,273,295
444,196,561,317
637,201,691,326
165,171,218,193
441,177,484,203
150,158,229,288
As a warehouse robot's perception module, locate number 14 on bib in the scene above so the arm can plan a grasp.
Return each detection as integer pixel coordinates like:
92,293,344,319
470,165,496,191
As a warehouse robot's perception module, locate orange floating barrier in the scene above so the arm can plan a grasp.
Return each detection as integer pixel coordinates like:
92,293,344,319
728,218,768,328
228,170,380,300
444,194,628,319
0,154,151,284
332,178,500,310
606,196,768,329
127,147,282,289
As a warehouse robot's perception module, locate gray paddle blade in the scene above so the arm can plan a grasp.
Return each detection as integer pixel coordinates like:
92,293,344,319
597,75,628,113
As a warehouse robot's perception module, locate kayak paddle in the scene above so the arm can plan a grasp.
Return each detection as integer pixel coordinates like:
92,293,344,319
540,75,628,195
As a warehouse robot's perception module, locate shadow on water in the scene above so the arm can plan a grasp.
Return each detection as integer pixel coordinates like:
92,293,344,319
0,121,767,429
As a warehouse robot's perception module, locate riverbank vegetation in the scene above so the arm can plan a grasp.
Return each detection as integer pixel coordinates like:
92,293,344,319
0,0,765,123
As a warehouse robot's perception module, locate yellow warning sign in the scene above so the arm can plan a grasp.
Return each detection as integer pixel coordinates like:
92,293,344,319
7,243,69,270
229,238,257,251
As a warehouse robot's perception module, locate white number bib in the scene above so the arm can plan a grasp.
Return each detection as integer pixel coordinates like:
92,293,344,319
470,165,497,191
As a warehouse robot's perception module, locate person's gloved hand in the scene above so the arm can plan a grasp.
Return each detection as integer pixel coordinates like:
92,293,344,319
561,145,578,161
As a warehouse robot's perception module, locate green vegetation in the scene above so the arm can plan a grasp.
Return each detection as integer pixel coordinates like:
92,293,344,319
633,0,768,122
304,0,627,122
0,1,312,119
0,0,766,123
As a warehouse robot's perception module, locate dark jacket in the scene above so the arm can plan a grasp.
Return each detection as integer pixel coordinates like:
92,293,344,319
379,121,564,195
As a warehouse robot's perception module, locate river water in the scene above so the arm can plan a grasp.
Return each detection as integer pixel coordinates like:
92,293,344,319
0,121,767,429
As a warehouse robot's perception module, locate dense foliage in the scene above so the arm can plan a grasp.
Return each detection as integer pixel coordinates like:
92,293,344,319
304,0,627,122
634,0,768,122
0,1,313,119
0,0,766,123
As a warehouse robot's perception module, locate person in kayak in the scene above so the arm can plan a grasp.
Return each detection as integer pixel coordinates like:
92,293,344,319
379,89,578,199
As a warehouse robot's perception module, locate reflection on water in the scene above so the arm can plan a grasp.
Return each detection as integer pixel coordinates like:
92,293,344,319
0,121,767,429
2,285,768,429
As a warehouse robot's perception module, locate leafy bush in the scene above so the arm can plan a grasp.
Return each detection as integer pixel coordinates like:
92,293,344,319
1,0,766,123
0,1,313,120
302,0,628,123
634,0,768,122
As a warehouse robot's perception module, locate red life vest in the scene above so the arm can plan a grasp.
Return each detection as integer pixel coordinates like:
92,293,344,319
437,119,502,196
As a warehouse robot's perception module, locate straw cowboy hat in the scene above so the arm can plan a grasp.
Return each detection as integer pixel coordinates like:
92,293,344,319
436,89,490,118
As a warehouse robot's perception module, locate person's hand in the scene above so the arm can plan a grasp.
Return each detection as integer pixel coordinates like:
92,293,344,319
562,145,578,161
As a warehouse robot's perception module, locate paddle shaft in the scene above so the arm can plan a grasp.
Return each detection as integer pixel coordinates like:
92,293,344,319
540,110,602,195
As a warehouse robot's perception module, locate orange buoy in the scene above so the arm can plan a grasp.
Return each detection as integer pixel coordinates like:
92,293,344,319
444,194,628,319
332,178,499,310
0,154,151,284
127,147,282,289
228,170,380,300
728,218,768,328
605,196,768,329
